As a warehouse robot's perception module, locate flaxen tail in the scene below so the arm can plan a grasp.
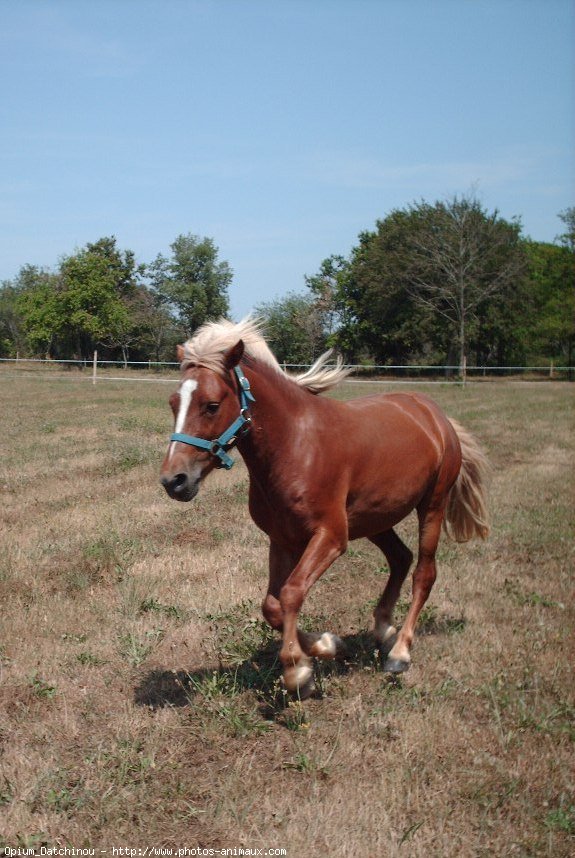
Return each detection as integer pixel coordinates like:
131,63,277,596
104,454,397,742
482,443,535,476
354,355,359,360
444,419,491,542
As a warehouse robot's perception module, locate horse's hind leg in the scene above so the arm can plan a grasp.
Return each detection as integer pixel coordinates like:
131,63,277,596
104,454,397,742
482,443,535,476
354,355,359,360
369,529,414,657
383,504,445,673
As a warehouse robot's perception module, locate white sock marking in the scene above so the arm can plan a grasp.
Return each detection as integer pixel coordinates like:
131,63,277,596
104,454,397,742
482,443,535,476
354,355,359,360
290,663,313,689
168,378,198,461
311,632,339,658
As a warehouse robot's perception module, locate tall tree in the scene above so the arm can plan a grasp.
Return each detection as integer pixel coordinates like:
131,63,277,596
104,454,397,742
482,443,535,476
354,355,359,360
523,239,574,367
132,288,183,363
398,195,526,373
56,237,143,358
0,281,26,357
97,286,152,368
308,219,444,364
15,265,63,356
310,196,527,369
305,255,351,345
16,238,143,358
148,234,231,335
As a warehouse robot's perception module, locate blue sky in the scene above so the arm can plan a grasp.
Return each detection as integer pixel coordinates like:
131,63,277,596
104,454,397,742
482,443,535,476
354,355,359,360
1,0,573,317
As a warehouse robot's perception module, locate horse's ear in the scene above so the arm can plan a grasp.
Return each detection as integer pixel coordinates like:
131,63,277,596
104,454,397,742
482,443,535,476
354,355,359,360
176,344,186,364
223,339,244,370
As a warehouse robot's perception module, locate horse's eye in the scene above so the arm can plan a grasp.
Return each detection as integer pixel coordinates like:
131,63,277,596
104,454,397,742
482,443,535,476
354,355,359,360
206,402,220,415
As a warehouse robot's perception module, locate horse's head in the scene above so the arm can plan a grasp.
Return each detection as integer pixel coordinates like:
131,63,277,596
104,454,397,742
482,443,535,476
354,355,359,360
160,339,248,502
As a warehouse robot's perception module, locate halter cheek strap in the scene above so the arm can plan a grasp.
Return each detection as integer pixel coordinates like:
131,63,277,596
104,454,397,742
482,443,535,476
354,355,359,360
169,366,255,470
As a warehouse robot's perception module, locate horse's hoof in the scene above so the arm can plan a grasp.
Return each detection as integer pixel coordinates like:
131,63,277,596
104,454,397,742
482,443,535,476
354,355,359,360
309,632,345,659
283,662,316,699
383,657,411,674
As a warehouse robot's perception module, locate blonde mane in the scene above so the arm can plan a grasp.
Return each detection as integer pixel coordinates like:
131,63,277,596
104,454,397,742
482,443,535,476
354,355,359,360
180,317,348,395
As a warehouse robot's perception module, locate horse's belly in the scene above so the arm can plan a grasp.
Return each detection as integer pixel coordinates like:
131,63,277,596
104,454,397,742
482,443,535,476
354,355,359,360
346,500,416,540
346,485,422,539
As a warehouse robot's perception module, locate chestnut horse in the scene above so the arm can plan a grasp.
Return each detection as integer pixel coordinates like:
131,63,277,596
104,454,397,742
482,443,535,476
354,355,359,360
160,318,489,697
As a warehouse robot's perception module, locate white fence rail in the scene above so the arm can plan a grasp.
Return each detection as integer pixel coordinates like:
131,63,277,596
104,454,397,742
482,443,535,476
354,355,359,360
0,354,572,385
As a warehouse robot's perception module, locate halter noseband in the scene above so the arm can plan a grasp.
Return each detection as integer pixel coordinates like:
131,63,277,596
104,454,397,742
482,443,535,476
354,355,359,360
169,365,255,470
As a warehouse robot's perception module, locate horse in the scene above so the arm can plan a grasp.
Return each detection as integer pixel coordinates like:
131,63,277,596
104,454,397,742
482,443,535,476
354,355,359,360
160,318,489,698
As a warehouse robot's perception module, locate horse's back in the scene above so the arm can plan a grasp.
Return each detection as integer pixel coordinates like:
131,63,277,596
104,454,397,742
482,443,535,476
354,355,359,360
320,390,461,536
341,390,456,450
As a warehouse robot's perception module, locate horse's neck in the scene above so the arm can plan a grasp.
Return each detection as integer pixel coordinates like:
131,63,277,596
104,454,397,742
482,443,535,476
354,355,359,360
237,361,307,474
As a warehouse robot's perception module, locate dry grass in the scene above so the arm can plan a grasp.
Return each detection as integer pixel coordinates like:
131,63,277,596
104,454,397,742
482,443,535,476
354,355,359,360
0,372,573,856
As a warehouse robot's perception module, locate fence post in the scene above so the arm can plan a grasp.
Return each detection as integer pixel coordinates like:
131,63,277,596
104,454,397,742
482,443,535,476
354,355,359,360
462,355,467,386
92,350,98,385
549,361,554,379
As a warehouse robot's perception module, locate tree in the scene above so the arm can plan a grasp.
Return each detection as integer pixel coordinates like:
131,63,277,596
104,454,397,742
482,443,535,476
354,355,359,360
15,266,63,356
58,237,143,357
307,219,445,364
554,206,575,371
523,239,574,367
0,281,26,357
397,195,526,374
255,292,327,364
148,234,231,335
310,196,527,370
557,206,575,251
305,255,351,344
16,238,143,359
131,288,183,363
97,286,151,368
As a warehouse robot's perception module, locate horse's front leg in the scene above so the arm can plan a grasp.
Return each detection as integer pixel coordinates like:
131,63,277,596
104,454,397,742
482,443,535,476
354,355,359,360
281,527,347,695
263,529,346,697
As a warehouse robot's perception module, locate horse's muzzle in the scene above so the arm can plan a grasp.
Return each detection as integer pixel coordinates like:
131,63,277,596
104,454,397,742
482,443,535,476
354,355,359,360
160,472,200,502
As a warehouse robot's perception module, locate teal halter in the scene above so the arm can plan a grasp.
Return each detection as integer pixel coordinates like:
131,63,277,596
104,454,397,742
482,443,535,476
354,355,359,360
169,365,255,470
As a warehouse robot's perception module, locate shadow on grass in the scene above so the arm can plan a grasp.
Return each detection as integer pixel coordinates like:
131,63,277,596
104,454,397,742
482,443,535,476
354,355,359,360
134,642,281,710
134,630,379,712
134,617,466,712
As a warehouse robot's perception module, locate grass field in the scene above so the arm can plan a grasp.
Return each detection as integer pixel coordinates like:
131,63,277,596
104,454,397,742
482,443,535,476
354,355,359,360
0,372,573,856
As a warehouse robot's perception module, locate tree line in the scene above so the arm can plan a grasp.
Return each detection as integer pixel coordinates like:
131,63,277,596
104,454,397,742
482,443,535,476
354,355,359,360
264,196,574,371
0,234,230,366
1,195,573,371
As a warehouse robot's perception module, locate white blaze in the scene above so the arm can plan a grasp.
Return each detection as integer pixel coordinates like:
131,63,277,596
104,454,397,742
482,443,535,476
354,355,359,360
168,378,198,461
